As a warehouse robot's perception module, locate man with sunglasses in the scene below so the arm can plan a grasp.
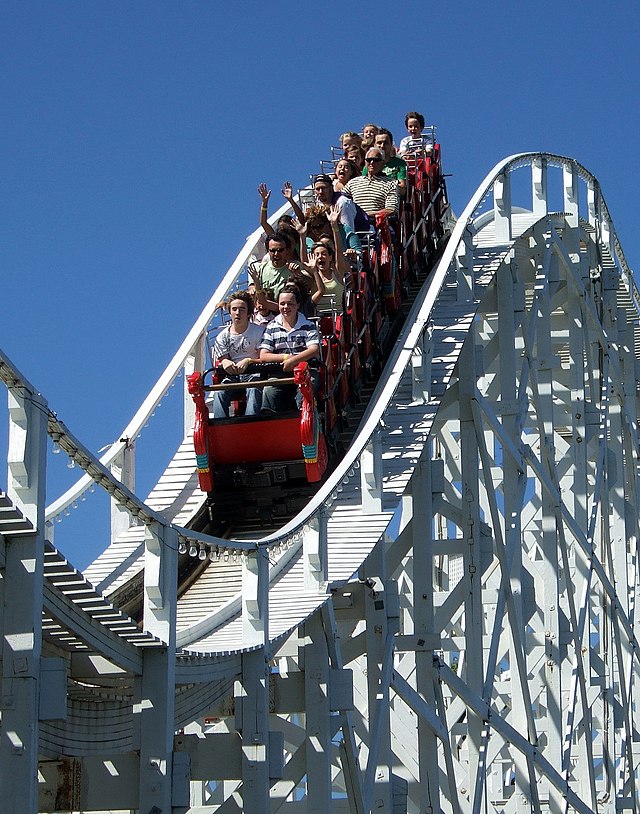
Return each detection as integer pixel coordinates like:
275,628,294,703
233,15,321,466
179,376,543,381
254,231,302,298
344,148,399,219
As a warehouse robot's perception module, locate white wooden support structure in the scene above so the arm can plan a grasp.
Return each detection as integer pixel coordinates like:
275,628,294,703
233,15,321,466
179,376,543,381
563,162,579,228
411,323,433,404
493,170,512,243
1,153,640,814
242,545,269,649
110,438,135,541
1,385,47,814
361,427,383,513
304,507,328,591
303,613,332,813
456,222,475,303
587,177,598,229
457,320,488,809
237,648,271,813
137,521,182,812
531,154,548,218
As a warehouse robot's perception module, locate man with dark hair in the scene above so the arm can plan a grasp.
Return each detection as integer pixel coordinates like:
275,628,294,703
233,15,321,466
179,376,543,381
211,291,265,418
254,231,301,297
345,147,399,219
373,128,407,195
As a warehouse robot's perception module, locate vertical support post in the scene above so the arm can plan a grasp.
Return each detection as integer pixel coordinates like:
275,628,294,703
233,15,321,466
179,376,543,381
493,171,512,243
304,508,328,591
411,458,443,814
587,179,598,229
361,428,382,513
321,601,366,814
600,215,614,259
457,319,484,807
237,648,270,813
411,325,433,404
242,546,269,649
303,613,332,813
563,162,579,229
531,155,548,218
110,440,135,542
362,543,394,814
137,522,179,812
240,546,271,808
456,223,475,303
184,332,208,439
1,387,47,814
532,246,563,814
564,236,598,809
496,253,537,812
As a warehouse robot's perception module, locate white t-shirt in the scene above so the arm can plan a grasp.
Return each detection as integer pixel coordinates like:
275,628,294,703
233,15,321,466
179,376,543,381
212,321,265,363
399,135,433,155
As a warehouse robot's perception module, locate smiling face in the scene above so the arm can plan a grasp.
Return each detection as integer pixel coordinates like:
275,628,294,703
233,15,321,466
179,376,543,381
267,239,289,267
363,124,378,141
364,149,385,175
278,290,299,324
341,133,360,151
407,117,422,138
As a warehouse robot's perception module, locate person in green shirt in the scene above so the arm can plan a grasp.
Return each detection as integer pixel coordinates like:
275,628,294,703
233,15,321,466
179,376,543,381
374,128,408,197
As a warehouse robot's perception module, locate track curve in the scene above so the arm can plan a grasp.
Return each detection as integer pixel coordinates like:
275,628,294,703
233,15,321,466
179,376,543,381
2,151,639,813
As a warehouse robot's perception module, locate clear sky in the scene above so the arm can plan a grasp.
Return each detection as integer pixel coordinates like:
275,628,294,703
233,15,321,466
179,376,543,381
2,1,638,569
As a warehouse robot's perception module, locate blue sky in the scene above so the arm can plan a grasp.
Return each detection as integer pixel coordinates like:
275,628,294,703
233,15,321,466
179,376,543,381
2,1,638,568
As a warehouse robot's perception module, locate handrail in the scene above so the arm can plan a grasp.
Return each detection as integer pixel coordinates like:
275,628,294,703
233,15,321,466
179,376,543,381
44,196,295,520
0,348,258,553
252,152,639,546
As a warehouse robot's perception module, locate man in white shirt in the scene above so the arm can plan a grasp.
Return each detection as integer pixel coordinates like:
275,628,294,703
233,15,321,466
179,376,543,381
211,291,265,418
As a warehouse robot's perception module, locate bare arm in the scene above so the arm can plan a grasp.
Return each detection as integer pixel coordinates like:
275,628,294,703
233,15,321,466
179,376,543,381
258,183,274,237
292,218,309,264
219,355,261,375
306,259,326,305
282,182,306,224
326,205,352,278
282,343,319,372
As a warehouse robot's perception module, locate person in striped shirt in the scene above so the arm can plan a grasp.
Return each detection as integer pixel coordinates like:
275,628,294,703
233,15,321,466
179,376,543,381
259,284,320,413
344,148,398,219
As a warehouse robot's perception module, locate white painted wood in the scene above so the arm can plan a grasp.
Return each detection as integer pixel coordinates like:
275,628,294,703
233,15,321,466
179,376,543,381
3,153,640,813
1,387,47,814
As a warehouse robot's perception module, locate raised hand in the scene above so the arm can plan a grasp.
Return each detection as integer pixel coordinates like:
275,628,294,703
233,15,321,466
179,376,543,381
282,181,294,200
258,183,271,203
326,204,340,225
248,263,261,287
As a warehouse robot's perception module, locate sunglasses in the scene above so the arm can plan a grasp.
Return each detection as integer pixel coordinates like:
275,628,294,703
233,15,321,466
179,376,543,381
365,157,383,163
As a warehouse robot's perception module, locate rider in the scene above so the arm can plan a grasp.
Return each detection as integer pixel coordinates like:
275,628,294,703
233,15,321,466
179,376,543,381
211,291,265,418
